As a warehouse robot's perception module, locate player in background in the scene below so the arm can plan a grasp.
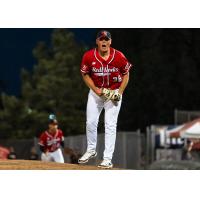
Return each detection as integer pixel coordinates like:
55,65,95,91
78,30,132,168
38,114,65,163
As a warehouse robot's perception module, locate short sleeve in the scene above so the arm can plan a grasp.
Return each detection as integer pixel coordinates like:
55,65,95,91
59,130,64,141
38,133,45,146
119,52,132,75
80,52,90,74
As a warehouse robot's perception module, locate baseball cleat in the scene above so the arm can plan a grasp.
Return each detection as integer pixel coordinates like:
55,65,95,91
98,159,113,169
78,151,97,164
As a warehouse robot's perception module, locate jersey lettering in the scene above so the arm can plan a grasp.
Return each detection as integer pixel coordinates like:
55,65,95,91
38,129,64,152
80,47,132,90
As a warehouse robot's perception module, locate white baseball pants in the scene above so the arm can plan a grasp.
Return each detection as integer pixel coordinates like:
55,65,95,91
41,148,64,163
86,89,122,161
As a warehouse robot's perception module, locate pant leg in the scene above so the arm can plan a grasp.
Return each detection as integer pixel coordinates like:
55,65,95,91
41,152,54,162
103,98,122,160
86,89,104,151
51,148,64,163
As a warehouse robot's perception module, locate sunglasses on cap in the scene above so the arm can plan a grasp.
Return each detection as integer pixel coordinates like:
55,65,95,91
99,37,110,41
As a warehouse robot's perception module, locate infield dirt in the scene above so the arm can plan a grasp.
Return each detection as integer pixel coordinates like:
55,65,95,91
0,159,119,170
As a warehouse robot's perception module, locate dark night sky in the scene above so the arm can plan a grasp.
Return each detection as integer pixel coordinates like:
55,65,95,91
0,28,96,96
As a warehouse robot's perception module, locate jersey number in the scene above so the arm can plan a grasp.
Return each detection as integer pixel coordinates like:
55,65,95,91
113,75,122,83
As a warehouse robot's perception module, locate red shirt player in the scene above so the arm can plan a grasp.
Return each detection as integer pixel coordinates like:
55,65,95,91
78,30,132,168
38,115,65,163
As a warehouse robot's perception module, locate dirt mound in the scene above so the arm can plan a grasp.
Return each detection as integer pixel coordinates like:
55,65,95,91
0,159,118,170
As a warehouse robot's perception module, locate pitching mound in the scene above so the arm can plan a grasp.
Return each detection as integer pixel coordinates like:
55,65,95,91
0,159,118,170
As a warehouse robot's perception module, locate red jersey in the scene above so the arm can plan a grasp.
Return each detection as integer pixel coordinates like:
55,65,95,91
80,47,132,90
38,129,64,152
0,146,9,159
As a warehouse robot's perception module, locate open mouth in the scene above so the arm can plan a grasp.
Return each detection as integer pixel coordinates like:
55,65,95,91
102,44,106,48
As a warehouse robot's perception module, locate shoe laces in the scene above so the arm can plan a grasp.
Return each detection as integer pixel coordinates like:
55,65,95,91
101,159,112,166
82,151,95,158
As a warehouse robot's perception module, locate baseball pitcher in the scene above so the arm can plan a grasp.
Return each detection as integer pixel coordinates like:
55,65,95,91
78,30,132,168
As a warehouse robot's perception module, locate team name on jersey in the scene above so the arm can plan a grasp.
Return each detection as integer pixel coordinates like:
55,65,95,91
92,66,119,73
47,138,60,146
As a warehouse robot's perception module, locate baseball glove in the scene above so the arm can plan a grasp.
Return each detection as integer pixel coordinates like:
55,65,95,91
112,92,121,101
102,88,115,100
102,88,121,101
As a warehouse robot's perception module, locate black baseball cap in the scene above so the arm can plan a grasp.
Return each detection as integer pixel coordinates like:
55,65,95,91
96,30,111,40
49,119,58,125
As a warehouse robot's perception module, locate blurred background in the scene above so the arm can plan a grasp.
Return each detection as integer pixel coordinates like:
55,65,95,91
1,28,200,169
